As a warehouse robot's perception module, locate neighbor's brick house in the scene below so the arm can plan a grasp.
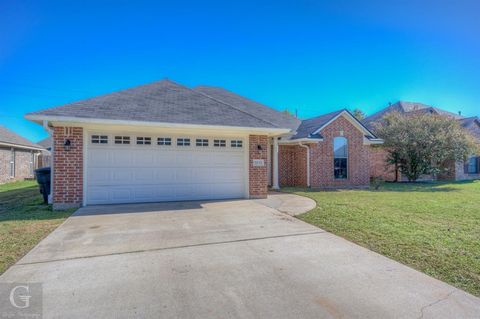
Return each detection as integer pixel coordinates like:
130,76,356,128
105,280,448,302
0,125,45,184
26,79,382,209
363,101,480,181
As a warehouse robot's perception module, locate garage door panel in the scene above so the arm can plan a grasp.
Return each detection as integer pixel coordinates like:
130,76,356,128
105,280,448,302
86,135,246,205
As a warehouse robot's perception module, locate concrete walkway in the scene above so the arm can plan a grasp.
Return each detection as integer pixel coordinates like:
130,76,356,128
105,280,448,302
255,191,317,216
1,194,479,318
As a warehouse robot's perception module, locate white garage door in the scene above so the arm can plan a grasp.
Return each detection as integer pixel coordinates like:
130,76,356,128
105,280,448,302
86,133,246,205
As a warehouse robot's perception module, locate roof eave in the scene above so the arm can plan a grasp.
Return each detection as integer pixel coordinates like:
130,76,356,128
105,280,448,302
279,137,324,144
0,141,45,151
25,114,292,136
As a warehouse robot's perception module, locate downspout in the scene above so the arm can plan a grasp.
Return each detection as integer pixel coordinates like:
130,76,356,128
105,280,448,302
298,142,310,187
43,120,54,204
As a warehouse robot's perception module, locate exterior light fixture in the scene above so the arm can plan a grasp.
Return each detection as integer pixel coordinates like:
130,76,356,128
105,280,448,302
64,139,71,151
257,144,263,151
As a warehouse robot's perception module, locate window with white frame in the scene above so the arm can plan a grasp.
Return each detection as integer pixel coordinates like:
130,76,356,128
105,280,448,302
157,137,172,146
29,152,34,176
230,140,243,148
136,137,152,145
177,138,191,146
91,135,108,144
333,137,348,179
214,139,226,147
115,136,130,144
196,139,209,147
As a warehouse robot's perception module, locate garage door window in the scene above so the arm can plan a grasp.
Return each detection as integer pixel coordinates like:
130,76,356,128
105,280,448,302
177,138,190,146
92,135,108,144
137,137,152,145
157,137,171,145
214,139,226,147
115,136,130,144
231,140,243,148
196,139,209,147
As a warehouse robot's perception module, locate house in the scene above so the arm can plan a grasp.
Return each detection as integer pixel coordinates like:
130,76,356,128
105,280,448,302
26,79,382,209
364,101,480,181
37,136,53,168
0,125,45,184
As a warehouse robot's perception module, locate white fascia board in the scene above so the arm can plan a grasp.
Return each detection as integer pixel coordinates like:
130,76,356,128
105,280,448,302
311,110,377,138
278,138,323,144
0,141,45,151
25,115,291,136
363,137,384,145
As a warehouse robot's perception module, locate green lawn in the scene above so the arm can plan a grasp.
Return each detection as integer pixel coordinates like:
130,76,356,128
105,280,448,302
0,180,75,274
287,181,480,297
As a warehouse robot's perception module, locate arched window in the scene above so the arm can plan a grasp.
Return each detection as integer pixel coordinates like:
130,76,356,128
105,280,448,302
333,137,348,179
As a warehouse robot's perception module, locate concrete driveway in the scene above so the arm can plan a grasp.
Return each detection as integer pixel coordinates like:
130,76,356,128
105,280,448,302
1,194,479,318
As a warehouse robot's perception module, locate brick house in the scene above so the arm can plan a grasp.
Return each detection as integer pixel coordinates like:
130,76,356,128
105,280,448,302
0,125,45,184
26,79,383,209
363,101,480,181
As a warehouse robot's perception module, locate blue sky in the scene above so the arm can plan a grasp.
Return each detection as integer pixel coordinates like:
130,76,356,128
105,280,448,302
1,0,479,142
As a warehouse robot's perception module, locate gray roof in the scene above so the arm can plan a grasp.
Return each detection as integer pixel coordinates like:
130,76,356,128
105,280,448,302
194,86,301,130
37,136,52,149
363,101,463,130
0,125,43,150
459,117,480,141
27,79,286,129
290,109,345,139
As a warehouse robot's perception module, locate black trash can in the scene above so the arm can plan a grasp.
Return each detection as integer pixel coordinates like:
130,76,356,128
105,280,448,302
35,167,51,203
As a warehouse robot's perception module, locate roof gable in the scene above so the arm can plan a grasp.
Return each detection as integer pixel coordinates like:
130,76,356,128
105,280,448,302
26,79,286,130
291,109,378,140
0,126,44,150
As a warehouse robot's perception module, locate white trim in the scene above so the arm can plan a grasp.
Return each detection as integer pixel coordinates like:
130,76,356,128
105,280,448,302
278,138,322,144
0,141,44,151
244,136,250,198
311,110,378,138
363,137,384,145
83,129,88,207
26,115,291,136
299,143,311,187
272,137,279,190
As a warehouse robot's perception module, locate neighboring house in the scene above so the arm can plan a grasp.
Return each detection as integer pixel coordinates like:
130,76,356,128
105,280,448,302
37,136,52,168
26,79,383,209
0,125,45,184
364,101,480,181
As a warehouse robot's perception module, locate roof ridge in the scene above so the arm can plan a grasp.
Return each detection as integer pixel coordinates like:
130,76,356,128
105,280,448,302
173,81,280,128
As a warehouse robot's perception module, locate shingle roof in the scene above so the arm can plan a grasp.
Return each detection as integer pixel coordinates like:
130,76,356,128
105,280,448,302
459,117,480,141
290,109,345,139
0,126,44,150
194,86,301,130
363,101,463,130
37,136,52,149
27,79,285,129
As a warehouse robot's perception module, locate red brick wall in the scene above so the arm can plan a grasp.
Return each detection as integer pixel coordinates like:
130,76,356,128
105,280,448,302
53,127,83,208
310,116,370,188
369,146,397,181
249,135,268,198
279,145,308,187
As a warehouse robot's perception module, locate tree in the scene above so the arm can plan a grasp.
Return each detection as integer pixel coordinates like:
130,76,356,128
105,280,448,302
375,112,477,182
352,108,366,120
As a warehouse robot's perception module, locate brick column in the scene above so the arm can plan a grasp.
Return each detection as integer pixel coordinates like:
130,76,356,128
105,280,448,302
249,135,268,198
52,127,83,209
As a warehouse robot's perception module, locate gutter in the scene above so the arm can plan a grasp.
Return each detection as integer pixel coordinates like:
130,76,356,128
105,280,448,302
298,142,311,188
0,141,45,152
25,115,291,136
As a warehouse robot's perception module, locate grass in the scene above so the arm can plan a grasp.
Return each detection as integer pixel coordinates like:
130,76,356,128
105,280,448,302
0,180,75,274
286,180,480,297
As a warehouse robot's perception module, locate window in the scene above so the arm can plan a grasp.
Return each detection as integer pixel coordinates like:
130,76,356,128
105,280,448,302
333,137,348,179
115,136,130,144
91,135,108,144
196,139,209,147
467,156,479,174
231,140,243,148
136,137,151,145
157,137,172,146
177,138,190,146
214,139,226,147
